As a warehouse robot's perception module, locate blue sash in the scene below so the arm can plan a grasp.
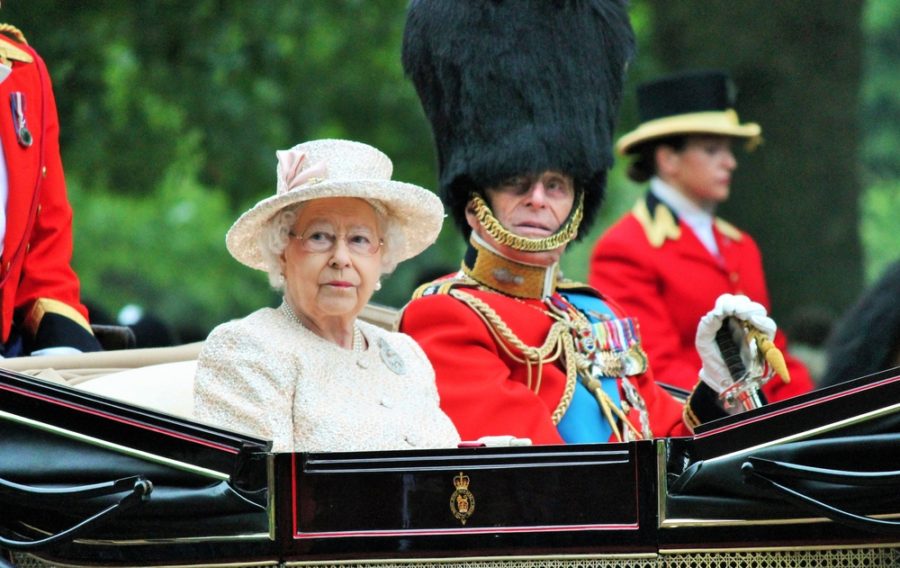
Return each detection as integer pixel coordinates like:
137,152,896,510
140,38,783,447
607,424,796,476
555,293,625,443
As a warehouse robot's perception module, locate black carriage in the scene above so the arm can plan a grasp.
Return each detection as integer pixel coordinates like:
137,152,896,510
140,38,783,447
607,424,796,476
1,343,898,568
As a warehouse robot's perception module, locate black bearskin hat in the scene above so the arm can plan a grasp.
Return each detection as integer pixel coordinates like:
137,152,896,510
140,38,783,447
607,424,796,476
402,0,635,239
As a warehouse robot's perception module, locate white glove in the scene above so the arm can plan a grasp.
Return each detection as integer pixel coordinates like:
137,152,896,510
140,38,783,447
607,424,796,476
695,294,776,393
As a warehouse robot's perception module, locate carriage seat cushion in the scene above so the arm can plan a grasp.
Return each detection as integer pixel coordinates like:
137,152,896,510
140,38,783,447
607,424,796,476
75,360,197,419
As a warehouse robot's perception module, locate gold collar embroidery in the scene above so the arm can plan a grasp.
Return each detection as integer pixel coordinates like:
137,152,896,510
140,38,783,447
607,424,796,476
462,236,559,299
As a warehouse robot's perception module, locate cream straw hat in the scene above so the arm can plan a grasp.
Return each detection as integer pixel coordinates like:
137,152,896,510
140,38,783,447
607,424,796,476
226,139,444,270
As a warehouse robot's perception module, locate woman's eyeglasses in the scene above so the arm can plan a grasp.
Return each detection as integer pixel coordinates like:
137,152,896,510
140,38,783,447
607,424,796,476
288,229,383,257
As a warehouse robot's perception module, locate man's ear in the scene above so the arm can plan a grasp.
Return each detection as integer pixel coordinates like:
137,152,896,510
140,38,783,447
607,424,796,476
464,198,480,232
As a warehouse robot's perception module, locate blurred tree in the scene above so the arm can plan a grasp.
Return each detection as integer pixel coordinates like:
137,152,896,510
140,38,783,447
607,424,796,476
562,1,656,282
637,0,865,329
860,0,900,281
7,1,433,205
2,0,453,334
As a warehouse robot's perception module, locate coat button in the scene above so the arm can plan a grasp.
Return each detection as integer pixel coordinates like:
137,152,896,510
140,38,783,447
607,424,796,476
729,272,739,283
380,396,393,408
356,358,369,369
41,166,47,178
37,205,42,215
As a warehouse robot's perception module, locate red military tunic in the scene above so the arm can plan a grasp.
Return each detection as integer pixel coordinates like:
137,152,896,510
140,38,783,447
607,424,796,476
590,193,812,402
0,28,98,352
400,243,697,445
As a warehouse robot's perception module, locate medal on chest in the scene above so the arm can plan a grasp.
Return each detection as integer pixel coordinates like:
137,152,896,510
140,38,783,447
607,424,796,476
549,295,649,378
548,294,653,441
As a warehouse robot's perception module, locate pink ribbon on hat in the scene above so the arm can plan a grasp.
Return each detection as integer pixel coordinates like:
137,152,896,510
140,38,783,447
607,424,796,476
276,148,329,195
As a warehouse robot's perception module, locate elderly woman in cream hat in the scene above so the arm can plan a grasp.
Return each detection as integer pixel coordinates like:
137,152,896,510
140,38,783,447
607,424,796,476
194,139,460,453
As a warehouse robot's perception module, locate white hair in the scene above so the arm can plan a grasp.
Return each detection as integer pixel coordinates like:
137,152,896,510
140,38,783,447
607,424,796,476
257,199,405,290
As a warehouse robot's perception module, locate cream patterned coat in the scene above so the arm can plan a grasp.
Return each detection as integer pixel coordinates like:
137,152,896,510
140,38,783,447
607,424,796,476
194,305,460,452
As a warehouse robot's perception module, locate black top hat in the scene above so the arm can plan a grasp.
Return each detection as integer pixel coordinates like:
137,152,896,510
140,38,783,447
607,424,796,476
402,0,635,239
616,70,760,155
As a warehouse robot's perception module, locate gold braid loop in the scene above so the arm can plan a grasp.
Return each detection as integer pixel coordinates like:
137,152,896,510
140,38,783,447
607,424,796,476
581,375,643,442
470,193,583,252
450,289,576,424
450,290,563,361
0,24,27,45
551,330,579,425
448,288,644,438
553,328,642,437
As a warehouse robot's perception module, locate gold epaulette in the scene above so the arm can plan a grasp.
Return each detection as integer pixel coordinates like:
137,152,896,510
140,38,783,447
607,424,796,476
0,24,33,64
632,197,680,248
410,272,478,300
556,278,600,296
0,23,27,44
714,217,743,241
632,195,744,246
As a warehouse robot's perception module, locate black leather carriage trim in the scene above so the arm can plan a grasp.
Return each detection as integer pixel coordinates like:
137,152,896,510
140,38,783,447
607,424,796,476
742,457,900,535
0,475,152,549
691,367,900,459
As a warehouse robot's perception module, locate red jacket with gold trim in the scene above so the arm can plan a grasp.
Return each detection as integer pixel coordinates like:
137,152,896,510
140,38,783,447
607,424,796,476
399,281,692,445
589,193,812,402
0,30,98,352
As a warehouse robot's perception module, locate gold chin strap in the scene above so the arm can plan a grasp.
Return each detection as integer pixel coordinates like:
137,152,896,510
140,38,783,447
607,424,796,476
470,193,583,252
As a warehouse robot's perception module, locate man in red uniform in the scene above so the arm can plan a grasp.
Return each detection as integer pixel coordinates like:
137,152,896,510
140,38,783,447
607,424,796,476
398,2,782,444
0,25,99,356
590,71,812,402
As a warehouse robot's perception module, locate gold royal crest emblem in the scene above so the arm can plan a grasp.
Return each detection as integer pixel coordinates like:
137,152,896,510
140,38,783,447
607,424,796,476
449,472,475,525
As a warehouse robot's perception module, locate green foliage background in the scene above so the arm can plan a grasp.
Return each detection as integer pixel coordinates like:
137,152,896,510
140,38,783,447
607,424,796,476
2,1,898,341
860,0,900,282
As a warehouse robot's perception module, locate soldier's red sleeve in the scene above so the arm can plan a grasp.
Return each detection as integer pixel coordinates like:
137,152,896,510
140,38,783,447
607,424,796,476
400,293,565,445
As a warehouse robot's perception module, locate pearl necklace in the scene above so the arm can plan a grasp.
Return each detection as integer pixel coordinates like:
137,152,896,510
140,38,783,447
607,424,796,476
281,301,364,353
